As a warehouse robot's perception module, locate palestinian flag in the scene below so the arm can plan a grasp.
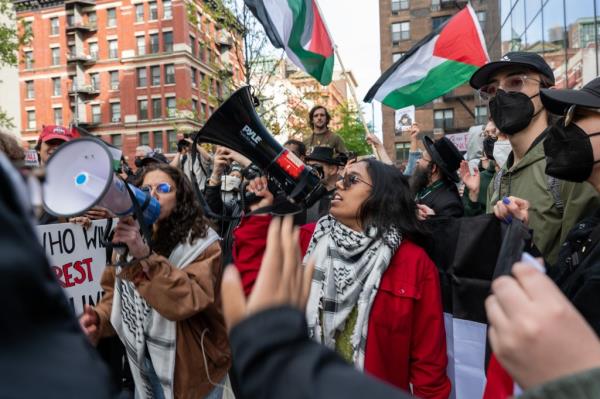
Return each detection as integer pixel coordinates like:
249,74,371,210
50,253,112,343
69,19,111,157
245,0,334,85
364,4,489,109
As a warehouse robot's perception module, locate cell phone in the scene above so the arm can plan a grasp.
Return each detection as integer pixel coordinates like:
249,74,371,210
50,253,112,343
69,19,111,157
520,252,546,274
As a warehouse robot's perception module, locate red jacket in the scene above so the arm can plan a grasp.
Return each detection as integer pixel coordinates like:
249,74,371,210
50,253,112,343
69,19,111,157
233,216,451,399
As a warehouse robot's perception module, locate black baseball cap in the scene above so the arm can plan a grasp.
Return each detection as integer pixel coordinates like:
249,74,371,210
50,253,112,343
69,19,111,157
140,151,168,166
540,77,600,115
470,51,555,90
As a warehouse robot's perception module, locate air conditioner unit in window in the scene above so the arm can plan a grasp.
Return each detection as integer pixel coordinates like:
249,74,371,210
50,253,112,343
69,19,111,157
111,116,121,123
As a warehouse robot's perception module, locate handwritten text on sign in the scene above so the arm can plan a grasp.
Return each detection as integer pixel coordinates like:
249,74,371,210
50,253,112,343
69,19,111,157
37,220,113,315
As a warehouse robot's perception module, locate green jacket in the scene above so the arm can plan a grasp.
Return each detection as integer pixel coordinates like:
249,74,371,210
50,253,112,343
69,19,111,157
519,367,600,399
486,134,600,265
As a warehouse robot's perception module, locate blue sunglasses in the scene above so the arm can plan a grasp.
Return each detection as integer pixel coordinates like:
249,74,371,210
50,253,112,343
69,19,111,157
140,182,173,194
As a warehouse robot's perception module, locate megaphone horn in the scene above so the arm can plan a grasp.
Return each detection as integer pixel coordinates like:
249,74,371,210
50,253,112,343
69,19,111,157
195,85,327,208
42,137,160,226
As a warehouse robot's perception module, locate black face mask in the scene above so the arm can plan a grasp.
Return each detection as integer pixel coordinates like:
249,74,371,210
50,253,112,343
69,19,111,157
489,89,541,135
483,136,497,160
544,117,600,182
134,158,143,168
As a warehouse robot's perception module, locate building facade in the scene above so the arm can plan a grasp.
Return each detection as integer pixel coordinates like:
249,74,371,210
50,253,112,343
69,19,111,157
378,0,501,163
499,0,600,91
15,0,244,159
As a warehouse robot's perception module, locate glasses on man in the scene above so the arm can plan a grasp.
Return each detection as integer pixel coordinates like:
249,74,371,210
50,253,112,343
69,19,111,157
139,182,173,194
478,75,541,100
338,173,372,190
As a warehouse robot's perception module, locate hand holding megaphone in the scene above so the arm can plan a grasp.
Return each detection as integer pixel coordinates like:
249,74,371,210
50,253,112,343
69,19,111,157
112,216,151,259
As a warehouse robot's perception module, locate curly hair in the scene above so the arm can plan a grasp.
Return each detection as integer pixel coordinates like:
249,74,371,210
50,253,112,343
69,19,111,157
308,105,331,129
0,131,25,162
136,163,209,257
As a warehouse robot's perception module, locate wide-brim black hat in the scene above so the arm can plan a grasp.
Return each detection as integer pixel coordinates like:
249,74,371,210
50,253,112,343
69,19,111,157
540,77,600,115
423,136,462,183
470,51,555,90
305,146,345,166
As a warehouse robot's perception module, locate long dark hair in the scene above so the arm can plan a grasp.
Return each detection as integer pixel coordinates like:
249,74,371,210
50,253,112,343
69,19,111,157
358,158,427,243
136,163,209,257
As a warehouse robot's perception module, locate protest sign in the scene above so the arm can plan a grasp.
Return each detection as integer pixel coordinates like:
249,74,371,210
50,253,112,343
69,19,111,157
37,219,114,315
394,105,416,135
24,149,39,167
446,132,470,152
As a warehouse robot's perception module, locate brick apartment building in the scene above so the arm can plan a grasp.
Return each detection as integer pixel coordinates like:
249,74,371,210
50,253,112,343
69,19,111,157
378,0,501,163
15,0,244,160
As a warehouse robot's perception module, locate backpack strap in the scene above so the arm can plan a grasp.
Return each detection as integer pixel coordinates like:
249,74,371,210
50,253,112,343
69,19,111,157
547,175,564,217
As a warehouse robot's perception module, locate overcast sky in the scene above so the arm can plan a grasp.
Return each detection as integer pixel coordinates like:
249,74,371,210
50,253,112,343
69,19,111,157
318,1,383,134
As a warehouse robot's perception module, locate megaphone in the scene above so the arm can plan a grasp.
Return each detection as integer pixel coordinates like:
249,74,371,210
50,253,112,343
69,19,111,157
194,85,327,209
43,137,160,225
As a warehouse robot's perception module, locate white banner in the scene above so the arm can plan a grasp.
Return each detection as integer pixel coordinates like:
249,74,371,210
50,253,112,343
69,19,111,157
446,132,470,152
37,219,114,315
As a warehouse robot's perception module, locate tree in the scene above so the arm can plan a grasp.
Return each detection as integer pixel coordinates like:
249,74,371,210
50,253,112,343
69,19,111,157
334,102,371,156
0,0,32,129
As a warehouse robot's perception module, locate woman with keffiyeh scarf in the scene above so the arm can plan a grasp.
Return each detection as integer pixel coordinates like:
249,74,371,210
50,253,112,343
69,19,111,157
233,158,451,398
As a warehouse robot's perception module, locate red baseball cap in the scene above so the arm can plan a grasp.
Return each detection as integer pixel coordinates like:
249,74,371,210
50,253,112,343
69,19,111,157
38,125,79,143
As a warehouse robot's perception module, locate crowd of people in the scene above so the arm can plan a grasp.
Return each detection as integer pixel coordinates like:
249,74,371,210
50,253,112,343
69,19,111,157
2,51,600,399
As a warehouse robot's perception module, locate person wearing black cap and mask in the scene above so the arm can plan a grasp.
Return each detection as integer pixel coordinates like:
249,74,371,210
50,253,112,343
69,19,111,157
470,51,600,265
303,146,345,223
410,136,464,218
488,76,600,399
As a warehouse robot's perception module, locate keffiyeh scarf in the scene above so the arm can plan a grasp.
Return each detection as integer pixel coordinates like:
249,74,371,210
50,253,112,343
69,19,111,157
111,228,219,399
304,215,402,369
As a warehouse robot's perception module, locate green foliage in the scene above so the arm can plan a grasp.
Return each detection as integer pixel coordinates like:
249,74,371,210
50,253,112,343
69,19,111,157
334,102,371,156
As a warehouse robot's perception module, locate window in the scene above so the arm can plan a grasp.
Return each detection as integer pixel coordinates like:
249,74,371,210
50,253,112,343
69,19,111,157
475,105,488,125
91,104,101,123
110,71,119,90
431,0,441,11
89,42,99,59
107,8,117,27
25,81,34,99
112,134,122,148
138,99,148,120
137,67,147,87
108,40,118,58
135,4,144,22
391,22,410,44
149,1,158,20
391,0,408,12
190,35,197,57
150,33,159,53
52,77,61,96
392,52,405,62
153,131,163,150
24,51,33,69
139,132,150,146
209,105,215,116
192,99,198,114
54,108,63,125
395,143,410,162
151,65,161,86
88,11,97,26
166,97,176,117
434,108,454,130
165,64,175,84
67,14,74,27
111,102,121,122
90,73,100,90
163,31,173,52
152,98,162,119
50,17,59,35
432,15,451,31
137,36,146,56
68,44,75,56
191,66,197,86
199,102,206,120
216,81,222,98
163,0,172,19
27,110,36,129
477,11,486,30
167,130,177,152
51,47,60,66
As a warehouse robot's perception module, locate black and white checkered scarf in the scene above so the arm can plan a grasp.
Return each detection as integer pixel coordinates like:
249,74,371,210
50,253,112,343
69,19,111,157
304,215,402,369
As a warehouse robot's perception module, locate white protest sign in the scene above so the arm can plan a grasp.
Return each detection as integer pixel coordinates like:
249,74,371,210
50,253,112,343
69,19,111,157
446,132,470,152
24,149,39,167
395,105,416,134
37,219,114,315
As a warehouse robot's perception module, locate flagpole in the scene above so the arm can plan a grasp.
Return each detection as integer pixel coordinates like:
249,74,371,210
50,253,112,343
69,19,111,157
312,0,383,161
